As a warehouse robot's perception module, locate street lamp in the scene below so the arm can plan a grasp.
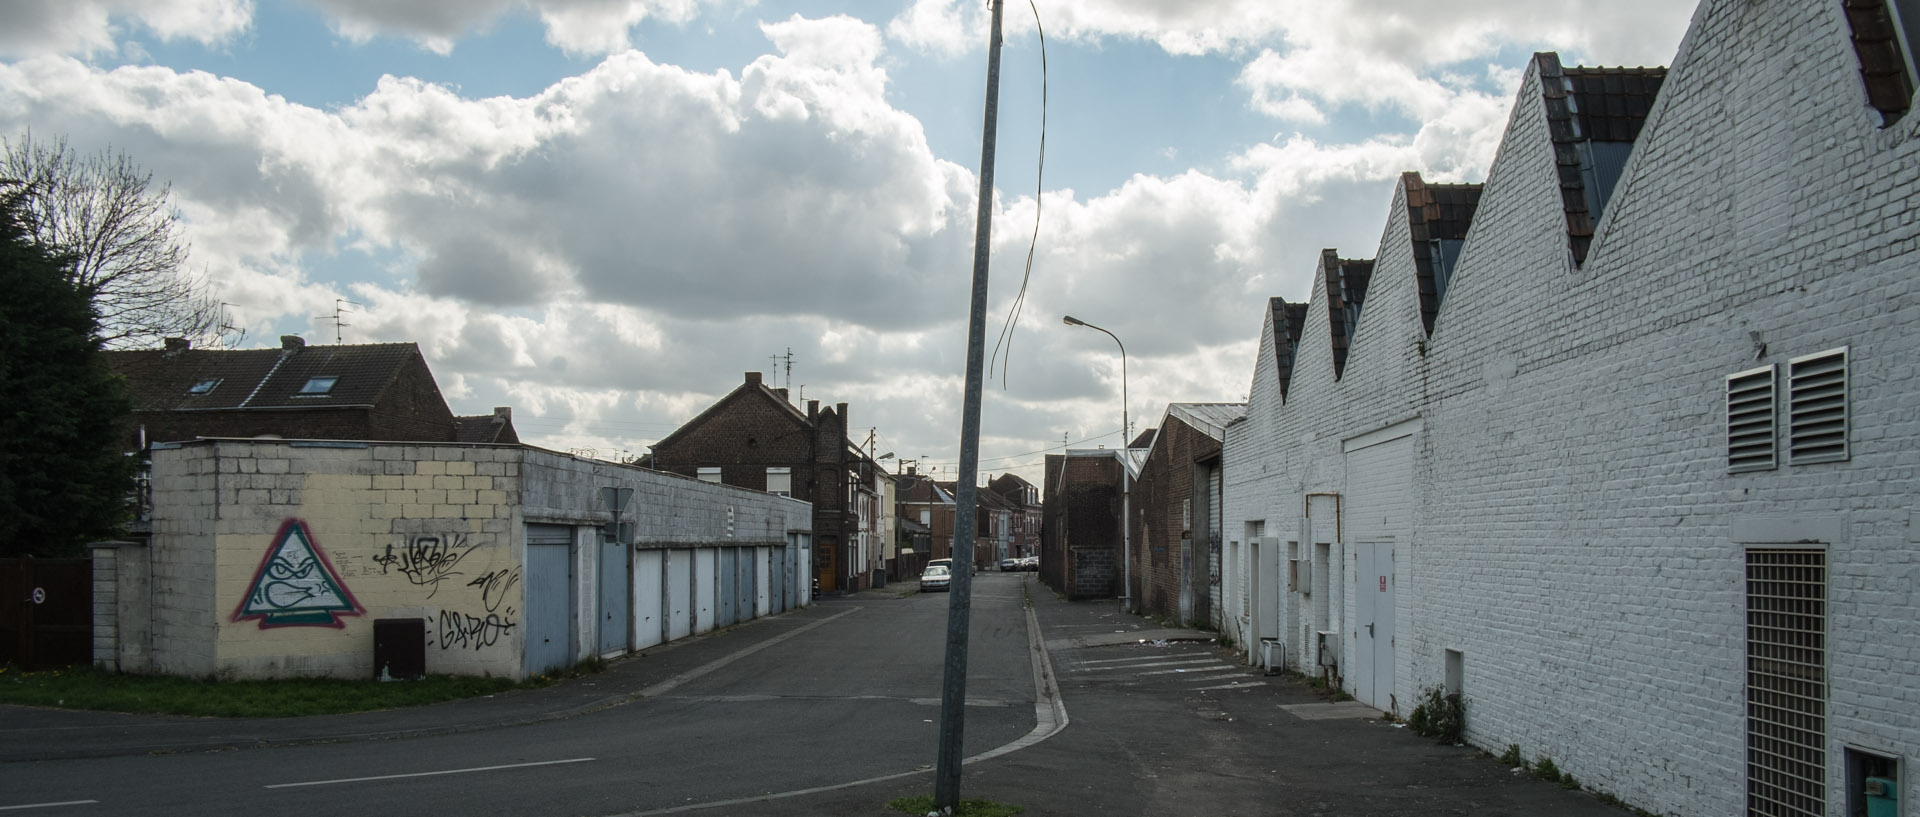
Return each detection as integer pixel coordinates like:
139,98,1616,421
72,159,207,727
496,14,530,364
1062,314,1133,612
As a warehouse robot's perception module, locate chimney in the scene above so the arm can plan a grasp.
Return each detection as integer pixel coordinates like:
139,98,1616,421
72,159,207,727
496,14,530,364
774,387,789,401
807,399,819,423
745,371,762,386
907,465,917,476
162,337,190,354
835,402,848,426
281,335,306,351
491,406,511,425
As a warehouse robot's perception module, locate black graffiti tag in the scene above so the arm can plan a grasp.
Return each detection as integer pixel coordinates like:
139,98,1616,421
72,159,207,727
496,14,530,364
466,567,520,613
374,534,478,598
438,609,517,651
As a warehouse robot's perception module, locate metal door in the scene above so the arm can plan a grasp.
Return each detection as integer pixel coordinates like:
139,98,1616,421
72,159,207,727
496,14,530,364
694,549,716,634
1353,543,1395,710
798,535,812,606
666,549,692,641
717,548,738,628
736,547,756,622
597,534,628,656
772,546,788,614
523,525,575,677
633,549,664,650
755,547,770,618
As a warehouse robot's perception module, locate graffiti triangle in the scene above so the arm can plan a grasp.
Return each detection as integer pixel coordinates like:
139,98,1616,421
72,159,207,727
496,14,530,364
234,519,363,628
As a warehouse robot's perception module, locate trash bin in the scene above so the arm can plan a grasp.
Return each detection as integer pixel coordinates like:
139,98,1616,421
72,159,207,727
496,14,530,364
873,568,886,588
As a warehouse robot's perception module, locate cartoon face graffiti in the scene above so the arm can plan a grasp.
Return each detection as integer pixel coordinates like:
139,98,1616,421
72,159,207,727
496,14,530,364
233,519,363,628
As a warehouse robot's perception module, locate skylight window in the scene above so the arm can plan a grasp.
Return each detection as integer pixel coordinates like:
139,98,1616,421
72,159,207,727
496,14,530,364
187,378,221,395
300,376,339,395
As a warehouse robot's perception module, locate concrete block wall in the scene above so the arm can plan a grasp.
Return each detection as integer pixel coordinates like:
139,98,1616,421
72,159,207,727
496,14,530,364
1222,1,1919,813
147,442,220,676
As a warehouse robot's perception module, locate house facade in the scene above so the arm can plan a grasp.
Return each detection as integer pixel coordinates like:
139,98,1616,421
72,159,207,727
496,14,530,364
1220,1,1918,814
896,472,956,562
647,372,877,593
988,473,1043,560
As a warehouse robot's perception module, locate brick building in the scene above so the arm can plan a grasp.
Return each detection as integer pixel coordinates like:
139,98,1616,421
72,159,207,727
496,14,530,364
647,372,880,593
895,472,955,563
987,473,1042,560
1039,450,1131,599
1220,1,1919,814
1128,403,1240,625
106,335,518,450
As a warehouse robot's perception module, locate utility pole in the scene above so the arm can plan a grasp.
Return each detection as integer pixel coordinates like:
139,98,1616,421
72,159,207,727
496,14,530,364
935,0,1003,810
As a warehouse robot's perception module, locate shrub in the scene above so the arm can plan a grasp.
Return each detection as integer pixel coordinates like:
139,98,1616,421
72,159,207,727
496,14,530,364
1406,684,1466,744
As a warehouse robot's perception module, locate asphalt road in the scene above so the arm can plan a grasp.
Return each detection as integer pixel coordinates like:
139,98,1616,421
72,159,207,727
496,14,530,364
0,574,1040,817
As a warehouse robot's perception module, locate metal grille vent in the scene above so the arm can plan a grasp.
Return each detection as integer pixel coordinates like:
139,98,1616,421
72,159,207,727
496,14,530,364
1746,549,1827,817
1787,348,1848,464
1727,365,1776,473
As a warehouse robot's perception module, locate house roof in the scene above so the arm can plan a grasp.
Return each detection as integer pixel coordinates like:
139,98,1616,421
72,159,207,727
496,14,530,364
1166,403,1246,442
1539,54,1667,264
1403,173,1484,336
1064,447,1143,479
649,371,810,452
1270,297,1310,402
1322,251,1376,379
453,409,519,444
107,339,425,412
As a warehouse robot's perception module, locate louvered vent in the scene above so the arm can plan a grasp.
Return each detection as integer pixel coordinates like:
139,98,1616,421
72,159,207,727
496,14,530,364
1727,365,1776,473
1787,348,1849,464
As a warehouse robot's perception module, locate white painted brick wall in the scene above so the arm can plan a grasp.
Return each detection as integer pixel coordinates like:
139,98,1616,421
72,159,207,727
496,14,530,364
1223,1,1919,814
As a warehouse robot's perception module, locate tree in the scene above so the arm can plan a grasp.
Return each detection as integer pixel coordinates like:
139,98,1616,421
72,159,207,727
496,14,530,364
2,132,219,350
0,184,139,557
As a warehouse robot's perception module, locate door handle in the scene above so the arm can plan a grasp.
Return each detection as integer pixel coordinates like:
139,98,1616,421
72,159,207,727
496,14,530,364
1366,623,1374,638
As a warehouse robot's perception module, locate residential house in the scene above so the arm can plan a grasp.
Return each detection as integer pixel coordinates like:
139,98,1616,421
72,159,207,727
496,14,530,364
107,335,518,451
1128,403,1241,626
1221,1,1918,813
987,473,1043,560
647,372,877,593
896,471,955,564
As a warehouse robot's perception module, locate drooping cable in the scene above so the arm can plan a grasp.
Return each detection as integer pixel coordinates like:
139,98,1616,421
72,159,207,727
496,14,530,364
988,0,1047,388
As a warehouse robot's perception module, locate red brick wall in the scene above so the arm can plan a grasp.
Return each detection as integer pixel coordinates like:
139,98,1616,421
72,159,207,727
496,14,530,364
1129,417,1220,620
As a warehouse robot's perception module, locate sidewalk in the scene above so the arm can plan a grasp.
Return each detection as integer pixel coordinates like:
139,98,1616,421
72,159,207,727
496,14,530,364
1,597,876,763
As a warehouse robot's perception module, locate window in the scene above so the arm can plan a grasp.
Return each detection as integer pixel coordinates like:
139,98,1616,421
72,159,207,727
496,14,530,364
697,467,722,483
765,467,791,497
1843,0,1918,122
1727,365,1777,473
299,376,338,395
1787,348,1848,464
186,378,221,395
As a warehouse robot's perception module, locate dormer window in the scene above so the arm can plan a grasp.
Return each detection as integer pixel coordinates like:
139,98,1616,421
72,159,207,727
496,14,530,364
300,376,338,395
1843,0,1919,123
186,378,221,395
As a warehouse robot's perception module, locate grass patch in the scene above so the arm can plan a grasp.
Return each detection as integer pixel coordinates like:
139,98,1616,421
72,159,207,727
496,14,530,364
0,661,602,718
887,795,1023,817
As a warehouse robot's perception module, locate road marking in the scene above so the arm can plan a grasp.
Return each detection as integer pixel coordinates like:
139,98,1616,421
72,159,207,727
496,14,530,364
1137,665,1237,677
1075,653,1212,666
1073,657,1217,672
1192,681,1268,691
264,757,595,789
0,801,99,812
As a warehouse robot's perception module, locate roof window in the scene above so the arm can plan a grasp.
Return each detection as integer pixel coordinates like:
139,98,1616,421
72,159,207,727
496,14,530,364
1843,0,1919,123
186,378,221,396
299,376,339,395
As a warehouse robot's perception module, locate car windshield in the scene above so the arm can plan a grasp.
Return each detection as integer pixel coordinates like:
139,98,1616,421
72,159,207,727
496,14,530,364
924,565,949,576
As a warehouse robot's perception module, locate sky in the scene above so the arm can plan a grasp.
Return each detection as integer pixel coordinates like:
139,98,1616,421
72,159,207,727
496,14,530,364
0,0,1696,485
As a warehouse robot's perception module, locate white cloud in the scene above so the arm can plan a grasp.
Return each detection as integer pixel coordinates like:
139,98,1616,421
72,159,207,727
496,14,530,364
304,0,721,55
0,0,253,58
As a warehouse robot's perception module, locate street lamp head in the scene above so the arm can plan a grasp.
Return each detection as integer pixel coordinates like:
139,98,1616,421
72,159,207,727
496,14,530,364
1062,315,1085,327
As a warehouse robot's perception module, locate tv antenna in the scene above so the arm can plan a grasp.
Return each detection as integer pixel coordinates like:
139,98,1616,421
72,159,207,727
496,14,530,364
318,299,363,344
768,347,794,388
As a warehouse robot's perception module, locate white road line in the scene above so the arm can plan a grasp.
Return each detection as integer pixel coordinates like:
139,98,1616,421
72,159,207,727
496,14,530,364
1191,681,1267,691
1137,665,1237,677
264,757,596,789
1073,658,1217,673
1075,653,1211,666
0,801,99,812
